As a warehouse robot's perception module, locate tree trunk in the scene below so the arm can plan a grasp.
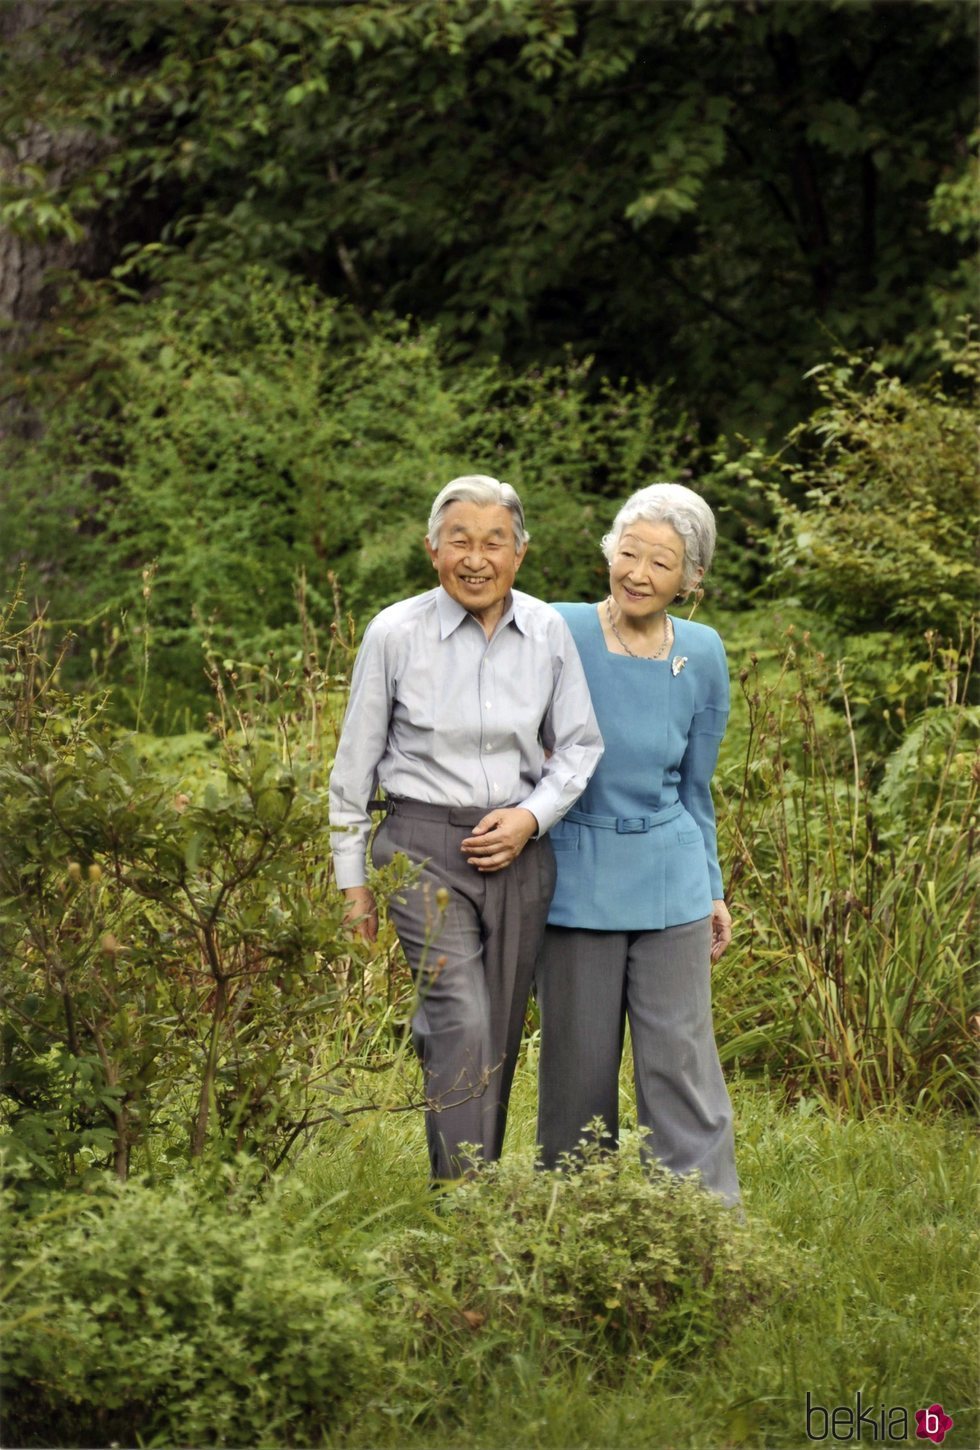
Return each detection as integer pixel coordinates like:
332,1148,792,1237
0,2,103,362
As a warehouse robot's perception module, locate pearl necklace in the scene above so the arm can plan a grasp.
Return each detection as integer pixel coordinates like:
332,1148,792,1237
605,598,672,659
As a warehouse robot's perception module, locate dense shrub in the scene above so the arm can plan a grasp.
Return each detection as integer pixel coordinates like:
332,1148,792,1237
385,1135,790,1379
1,1172,381,1447
753,334,979,636
1,266,715,719
0,605,415,1193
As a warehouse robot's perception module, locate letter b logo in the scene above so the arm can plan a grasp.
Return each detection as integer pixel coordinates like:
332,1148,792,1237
805,1393,828,1441
916,1402,953,1444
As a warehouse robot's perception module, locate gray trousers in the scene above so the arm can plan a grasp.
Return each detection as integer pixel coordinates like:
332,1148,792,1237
372,800,556,1180
536,919,740,1205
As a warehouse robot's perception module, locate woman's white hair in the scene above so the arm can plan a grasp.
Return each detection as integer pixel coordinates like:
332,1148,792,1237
601,482,716,588
427,475,529,551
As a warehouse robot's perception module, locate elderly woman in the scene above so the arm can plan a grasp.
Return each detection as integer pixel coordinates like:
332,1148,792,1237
536,482,740,1205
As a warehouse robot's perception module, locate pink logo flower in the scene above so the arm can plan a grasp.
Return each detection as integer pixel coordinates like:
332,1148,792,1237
915,1404,953,1444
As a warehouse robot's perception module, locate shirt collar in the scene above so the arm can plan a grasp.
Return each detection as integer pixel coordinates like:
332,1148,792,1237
435,586,527,640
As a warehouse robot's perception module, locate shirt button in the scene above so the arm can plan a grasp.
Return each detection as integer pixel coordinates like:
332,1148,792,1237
485,743,493,752
485,701,492,709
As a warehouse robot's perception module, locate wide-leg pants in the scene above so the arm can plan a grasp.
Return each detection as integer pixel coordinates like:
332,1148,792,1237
536,919,740,1205
372,800,556,1181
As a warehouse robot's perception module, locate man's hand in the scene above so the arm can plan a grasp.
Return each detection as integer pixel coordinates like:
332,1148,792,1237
343,885,379,942
710,898,732,962
461,808,538,873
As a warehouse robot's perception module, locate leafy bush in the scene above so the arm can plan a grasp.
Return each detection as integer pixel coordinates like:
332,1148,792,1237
1,1171,381,1447
0,603,416,1193
1,266,704,720
1,1,974,435
755,335,978,635
385,1135,789,1382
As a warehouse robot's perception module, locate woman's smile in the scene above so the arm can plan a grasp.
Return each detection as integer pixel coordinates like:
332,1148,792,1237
608,520,693,627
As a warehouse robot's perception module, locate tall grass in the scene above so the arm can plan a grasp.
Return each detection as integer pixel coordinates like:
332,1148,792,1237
714,627,977,1112
286,1061,979,1450
7,1059,976,1447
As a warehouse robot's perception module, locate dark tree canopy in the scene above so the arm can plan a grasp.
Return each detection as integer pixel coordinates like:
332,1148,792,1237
1,0,975,434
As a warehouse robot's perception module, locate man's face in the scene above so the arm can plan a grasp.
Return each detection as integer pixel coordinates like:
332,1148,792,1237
425,501,527,629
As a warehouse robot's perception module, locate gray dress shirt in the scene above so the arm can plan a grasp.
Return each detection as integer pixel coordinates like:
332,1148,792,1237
329,586,604,889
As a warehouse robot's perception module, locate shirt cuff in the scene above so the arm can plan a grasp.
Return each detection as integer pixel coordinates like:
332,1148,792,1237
331,849,368,891
517,785,559,837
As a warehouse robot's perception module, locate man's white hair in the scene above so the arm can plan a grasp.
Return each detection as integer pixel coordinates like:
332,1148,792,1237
602,482,715,588
427,475,529,551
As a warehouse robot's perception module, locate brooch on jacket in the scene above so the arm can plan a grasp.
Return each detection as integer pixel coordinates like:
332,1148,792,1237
671,655,688,676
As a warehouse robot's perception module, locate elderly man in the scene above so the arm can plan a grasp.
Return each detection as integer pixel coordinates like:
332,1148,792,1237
329,475,602,1180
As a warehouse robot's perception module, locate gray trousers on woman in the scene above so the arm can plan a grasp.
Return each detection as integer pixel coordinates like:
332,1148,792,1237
536,918,740,1205
372,800,556,1181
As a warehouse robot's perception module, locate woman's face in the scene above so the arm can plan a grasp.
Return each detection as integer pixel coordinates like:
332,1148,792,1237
608,519,700,621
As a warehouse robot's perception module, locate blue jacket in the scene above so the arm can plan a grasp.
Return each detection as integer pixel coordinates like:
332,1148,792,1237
547,604,729,931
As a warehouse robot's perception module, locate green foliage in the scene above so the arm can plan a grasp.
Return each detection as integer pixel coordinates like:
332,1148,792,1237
6,1076,974,1450
1,267,705,716
1,1171,381,1448
4,272,972,727
1,0,975,433
754,337,979,635
0,603,416,1192
294,1093,978,1449
714,630,978,1113
386,1132,789,1381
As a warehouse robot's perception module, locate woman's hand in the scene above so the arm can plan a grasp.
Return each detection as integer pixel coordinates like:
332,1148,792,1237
710,898,732,962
